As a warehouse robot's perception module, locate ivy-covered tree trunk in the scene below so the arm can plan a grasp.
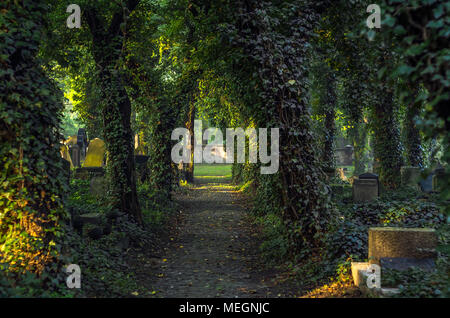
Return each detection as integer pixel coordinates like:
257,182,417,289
322,73,337,171
371,88,403,189
404,86,423,167
234,0,332,251
86,2,142,224
0,0,65,273
99,72,142,223
352,123,369,175
148,97,176,199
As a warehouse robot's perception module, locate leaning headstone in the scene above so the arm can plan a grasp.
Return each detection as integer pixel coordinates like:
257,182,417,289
400,166,421,189
83,138,106,167
368,227,437,268
353,173,379,202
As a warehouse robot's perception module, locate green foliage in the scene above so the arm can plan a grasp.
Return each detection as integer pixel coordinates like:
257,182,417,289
0,0,66,273
255,213,289,266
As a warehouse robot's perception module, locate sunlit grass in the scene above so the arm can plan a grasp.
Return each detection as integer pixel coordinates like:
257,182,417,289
194,164,232,177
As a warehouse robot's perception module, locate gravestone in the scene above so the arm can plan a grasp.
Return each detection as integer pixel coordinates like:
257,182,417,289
69,144,81,168
77,128,88,163
400,166,421,189
353,173,379,202
335,145,354,166
83,138,106,167
368,227,437,268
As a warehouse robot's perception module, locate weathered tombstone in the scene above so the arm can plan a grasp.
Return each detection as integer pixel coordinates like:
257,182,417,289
343,145,353,165
83,138,106,167
400,166,421,189
90,176,107,198
77,128,88,162
352,227,438,295
353,173,379,202
335,148,345,165
335,145,353,166
69,144,81,168
368,227,437,271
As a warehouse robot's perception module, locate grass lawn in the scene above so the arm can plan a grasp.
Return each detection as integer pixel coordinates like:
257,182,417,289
194,164,232,182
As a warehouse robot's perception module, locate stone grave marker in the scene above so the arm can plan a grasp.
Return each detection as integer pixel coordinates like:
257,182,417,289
77,128,88,164
335,145,353,166
352,227,438,295
83,138,106,167
368,227,437,269
353,173,379,202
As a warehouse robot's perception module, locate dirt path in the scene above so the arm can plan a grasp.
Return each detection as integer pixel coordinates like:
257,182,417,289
150,179,299,298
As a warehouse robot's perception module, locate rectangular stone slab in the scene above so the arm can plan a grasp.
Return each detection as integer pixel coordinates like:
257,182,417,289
380,257,436,271
369,227,437,265
353,179,378,202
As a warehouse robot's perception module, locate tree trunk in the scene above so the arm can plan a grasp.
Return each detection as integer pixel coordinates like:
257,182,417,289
86,3,143,224
100,72,142,223
185,99,195,183
322,73,336,171
372,89,403,189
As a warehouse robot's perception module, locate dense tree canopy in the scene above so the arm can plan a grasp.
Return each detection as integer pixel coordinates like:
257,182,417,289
0,0,448,298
